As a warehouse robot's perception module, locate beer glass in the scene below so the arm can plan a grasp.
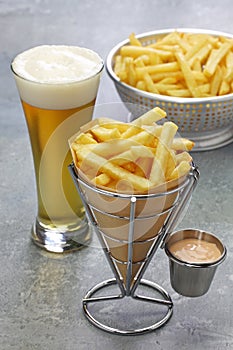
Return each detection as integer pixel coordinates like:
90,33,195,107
11,45,104,253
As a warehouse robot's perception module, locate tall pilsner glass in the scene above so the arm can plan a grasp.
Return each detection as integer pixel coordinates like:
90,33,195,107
11,45,104,253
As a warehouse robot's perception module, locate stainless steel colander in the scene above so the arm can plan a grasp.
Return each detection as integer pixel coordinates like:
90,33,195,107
106,28,233,151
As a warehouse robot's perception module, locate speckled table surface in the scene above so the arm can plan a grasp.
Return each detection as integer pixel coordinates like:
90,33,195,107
1,1,233,349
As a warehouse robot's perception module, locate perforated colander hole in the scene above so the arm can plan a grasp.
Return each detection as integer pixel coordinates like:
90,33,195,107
167,108,173,116
141,38,156,46
189,115,195,122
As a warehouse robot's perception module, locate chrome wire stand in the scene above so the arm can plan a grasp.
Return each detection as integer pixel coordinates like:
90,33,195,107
69,163,199,335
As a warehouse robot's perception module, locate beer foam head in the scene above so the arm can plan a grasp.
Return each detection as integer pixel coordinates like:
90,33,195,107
11,45,104,109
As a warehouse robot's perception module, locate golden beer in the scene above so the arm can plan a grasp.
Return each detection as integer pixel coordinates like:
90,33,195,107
11,45,103,252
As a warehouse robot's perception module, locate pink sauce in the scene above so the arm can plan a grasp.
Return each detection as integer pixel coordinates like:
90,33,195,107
169,238,221,263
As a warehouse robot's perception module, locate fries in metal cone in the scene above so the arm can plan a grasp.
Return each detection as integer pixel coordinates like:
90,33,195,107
70,107,194,193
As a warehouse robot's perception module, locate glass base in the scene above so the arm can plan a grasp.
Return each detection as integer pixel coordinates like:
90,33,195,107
31,217,92,253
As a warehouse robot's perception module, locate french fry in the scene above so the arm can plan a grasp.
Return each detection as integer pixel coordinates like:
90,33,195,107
72,143,96,155
168,161,191,181
165,150,177,178
175,151,193,163
167,89,192,97
110,150,135,165
142,124,163,138
136,80,146,90
90,126,121,141
156,31,182,45
101,161,154,192
94,173,111,186
136,54,150,65
159,77,178,84
114,55,124,74
203,42,233,77
154,83,185,95
132,106,166,126
225,51,233,81
151,71,183,82
185,36,208,60
129,32,142,46
131,145,155,158
120,46,173,60
136,157,153,178
188,44,212,68
136,62,180,80
73,139,138,160
149,122,178,185
199,83,210,95
192,71,208,83
172,137,195,151
149,44,179,52
149,51,161,65
219,80,230,95
121,162,137,173
192,58,202,72
98,122,129,133
74,132,98,145
91,139,141,158
128,59,137,86
110,145,154,166
176,36,192,53
175,51,201,97
210,65,222,96
114,55,128,82
143,72,159,93
121,124,142,139
134,57,146,67
127,130,156,147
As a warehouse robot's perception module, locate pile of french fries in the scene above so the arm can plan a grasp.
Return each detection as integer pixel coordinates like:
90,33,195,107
114,31,233,98
71,107,194,193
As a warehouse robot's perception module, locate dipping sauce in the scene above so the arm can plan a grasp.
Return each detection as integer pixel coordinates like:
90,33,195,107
169,238,222,263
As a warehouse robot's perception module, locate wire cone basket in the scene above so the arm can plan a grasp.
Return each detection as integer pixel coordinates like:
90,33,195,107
69,163,199,335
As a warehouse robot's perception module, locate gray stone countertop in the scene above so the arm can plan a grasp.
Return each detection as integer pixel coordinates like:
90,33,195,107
0,0,233,349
